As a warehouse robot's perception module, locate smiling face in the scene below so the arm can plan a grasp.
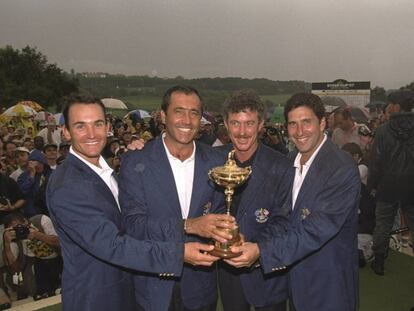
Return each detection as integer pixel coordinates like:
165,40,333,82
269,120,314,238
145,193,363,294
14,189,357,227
63,103,108,166
225,109,263,163
287,106,326,164
161,92,201,155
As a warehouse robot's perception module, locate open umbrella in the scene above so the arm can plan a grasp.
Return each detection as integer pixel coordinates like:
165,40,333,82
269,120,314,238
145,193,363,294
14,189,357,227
321,96,347,107
101,98,128,110
1,104,37,118
333,106,370,124
18,100,44,112
365,101,386,109
124,109,151,120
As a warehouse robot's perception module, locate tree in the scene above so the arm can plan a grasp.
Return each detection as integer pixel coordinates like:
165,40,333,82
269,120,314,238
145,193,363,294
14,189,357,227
370,86,387,102
0,45,78,110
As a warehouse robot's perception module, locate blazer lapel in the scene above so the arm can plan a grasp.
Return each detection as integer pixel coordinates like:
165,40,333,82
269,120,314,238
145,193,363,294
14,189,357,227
149,138,182,218
236,145,267,221
292,140,331,215
67,154,120,212
188,144,211,218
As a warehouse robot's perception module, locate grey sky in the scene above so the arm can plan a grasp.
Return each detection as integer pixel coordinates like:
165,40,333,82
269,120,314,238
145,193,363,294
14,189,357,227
1,0,413,89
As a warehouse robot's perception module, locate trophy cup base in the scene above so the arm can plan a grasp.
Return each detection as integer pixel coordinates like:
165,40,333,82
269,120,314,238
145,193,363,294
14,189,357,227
209,226,242,259
209,248,242,259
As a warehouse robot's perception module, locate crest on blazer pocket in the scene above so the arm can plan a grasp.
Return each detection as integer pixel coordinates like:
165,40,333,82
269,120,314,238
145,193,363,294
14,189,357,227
255,208,269,223
301,207,311,220
203,202,212,215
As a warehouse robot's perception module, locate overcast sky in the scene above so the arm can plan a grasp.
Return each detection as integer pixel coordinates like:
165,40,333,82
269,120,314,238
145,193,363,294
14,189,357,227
1,0,413,89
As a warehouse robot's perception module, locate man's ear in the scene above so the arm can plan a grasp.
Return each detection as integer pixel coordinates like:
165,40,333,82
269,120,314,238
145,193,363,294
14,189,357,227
62,125,71,142
160,110,166,125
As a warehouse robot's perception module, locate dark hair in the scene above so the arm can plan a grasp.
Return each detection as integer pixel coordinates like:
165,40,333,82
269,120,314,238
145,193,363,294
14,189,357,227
284,93,325,122
342,142,363,158
161,85,202,113
387,89,414,107
223,89,265,122
2,212,26,228
62,94,106,128
399,96,414,112
333,107,353,120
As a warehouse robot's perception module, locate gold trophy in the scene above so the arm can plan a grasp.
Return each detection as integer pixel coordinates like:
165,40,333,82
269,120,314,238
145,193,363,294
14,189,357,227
208,150,252,258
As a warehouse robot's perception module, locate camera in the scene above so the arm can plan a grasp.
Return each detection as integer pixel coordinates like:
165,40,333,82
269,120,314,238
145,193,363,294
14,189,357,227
358,125,372,137
13,224,30,240
0,197,9,206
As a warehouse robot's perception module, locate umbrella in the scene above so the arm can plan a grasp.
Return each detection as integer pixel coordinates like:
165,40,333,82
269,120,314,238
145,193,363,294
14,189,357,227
333,106,370,124
54,113,65,125
365,101,386,109
321,96,347,107
124,109,151,120
18,100,44,112
1,104,37,118
348,107,370,124
101,98,128,110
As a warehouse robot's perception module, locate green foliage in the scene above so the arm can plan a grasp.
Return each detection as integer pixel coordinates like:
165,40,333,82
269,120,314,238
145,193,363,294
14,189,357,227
370,86,387,102
0,45,78,110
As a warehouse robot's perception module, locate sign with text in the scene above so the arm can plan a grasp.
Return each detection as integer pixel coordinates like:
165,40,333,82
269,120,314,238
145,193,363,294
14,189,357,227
312,79,371,108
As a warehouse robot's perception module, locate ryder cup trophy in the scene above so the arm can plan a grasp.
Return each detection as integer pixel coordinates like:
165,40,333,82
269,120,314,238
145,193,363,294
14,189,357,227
208,150,252,258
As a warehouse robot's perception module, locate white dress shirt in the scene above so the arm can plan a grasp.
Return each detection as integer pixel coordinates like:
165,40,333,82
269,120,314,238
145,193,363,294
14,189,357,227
162,135,195,219
69,147,120,211
292,135,327,209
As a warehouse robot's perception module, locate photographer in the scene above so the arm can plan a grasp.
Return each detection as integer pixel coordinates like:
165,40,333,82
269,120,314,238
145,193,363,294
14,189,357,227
260,125,289,154
2,213,61,301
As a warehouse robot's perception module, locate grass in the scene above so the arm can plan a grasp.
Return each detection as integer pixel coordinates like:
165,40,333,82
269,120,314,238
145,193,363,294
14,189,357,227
35,250,414,311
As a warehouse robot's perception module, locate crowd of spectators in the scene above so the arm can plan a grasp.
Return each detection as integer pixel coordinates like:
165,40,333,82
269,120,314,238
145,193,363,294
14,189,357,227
0,89,413,309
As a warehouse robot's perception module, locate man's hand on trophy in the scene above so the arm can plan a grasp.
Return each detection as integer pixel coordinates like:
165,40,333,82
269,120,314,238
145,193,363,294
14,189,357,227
184,242,220,266
223,242,260,268
185,214,236,243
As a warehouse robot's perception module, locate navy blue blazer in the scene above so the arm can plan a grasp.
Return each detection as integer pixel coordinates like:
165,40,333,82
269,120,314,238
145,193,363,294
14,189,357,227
119,138,225,311
220,143,293,307
259,139,361,311
47,153,184,311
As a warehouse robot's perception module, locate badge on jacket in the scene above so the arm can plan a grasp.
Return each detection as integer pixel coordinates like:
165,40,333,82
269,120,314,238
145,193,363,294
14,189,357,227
203,202,212,215
255,208,269,223
301,208,311,220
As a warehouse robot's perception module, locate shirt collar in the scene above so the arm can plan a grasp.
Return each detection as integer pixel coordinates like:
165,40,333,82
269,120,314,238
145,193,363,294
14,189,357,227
293,134,327,169
69,146,113,176
161,133,196,164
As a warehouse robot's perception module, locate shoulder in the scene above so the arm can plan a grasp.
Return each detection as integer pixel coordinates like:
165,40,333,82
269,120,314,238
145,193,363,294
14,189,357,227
48,156,93,192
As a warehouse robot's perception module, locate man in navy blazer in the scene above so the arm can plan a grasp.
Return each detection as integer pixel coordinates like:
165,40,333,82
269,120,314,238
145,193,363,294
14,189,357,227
226,93,360,311
217,90,292,311
47,95,208,311
119,86,234,311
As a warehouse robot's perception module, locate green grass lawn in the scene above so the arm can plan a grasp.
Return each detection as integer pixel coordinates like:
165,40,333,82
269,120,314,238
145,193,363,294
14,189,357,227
36,251,414,311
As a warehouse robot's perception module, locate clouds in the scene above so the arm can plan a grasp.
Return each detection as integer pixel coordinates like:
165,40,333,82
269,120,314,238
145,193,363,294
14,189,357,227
0,0,413,88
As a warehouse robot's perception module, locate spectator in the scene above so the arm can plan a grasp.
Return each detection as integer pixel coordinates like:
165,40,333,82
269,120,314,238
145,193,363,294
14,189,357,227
23,138,34,152
212,124,230,147
36,117,62,147
9,147,30,182
368,91,414,275
33,136,44,152
332,108,371,149
43,144,58,170
2,213,61,301
3,142,18,176
17,150,52,217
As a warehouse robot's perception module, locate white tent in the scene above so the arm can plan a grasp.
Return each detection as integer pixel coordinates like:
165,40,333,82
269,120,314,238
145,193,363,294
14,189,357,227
101,98,128,110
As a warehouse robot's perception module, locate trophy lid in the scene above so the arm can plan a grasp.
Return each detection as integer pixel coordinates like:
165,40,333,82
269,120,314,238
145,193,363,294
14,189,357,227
208,150,252,187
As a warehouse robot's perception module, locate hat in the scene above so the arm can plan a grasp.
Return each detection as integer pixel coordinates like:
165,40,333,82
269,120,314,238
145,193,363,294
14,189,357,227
28,149,48,165
43,143,58,151
16,147,30,154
